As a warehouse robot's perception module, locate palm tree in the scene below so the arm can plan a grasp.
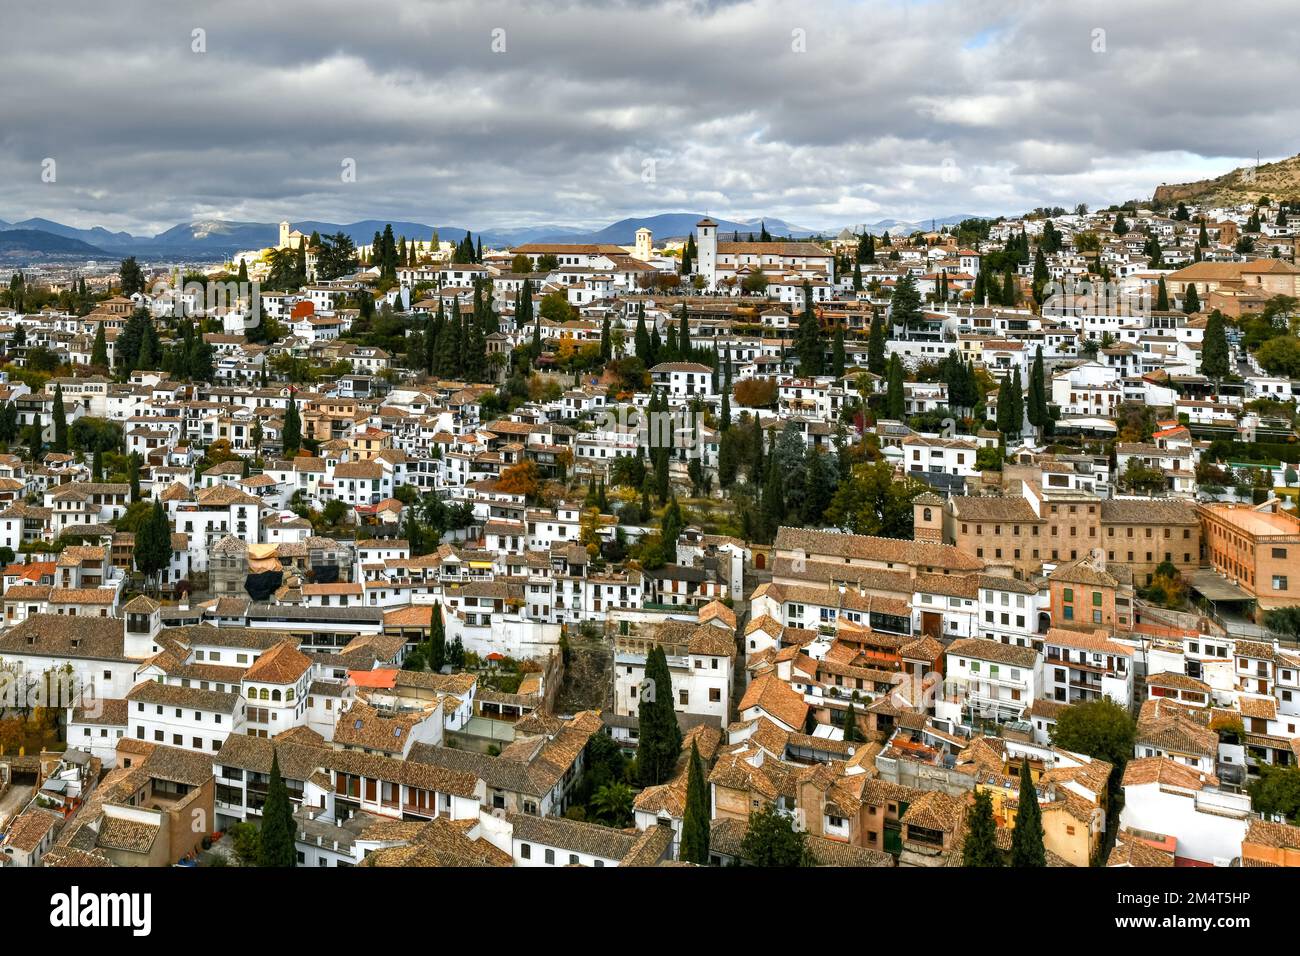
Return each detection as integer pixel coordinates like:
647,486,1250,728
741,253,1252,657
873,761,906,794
590,782,634,827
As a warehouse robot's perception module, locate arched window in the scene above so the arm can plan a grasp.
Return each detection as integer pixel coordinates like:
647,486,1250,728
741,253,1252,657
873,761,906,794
259,688,269,701
271,689,282,702
286,688,295,702
923,508,932,522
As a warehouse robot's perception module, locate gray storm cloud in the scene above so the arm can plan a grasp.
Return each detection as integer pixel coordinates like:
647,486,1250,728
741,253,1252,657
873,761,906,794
0,0,1296,235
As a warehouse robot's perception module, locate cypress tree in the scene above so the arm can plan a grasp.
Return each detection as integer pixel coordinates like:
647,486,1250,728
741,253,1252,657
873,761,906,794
52,385,68,453
679,741,711,864
720,350,732,431
1183,283,1201,314
1010,759,1045,867
283,399,302,456
1027,345,1047,436
1008,368,1024,440
995,377,1012,439
600,315,612,362
884,353,905,420
831,322,845,378
128,451,141,503
1155,276,1169,311
963,789,1002,867
867,312,886,375
678,304,691,359
428,602,446,672
796,282,823,375
634,303,650,360
1201,309,1229,381
637,646,681,787
258,752,298,868
91,322,109,368
760,453,785,542
842,702,862,743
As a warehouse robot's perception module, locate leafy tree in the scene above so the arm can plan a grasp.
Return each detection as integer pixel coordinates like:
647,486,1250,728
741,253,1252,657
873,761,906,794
963,789,1002,867
1263,606,1300,641
257,753,297,867
1050,697,1135,775
739,804,812,867
889,272,922,329
1010,759,1045,866
1249,763,1300,823
118,257,144,297
133,499,172,591
679,742,711,864
825,461,926,538
590,782,634,828
229,821,261,866
1256,335,1300,378
1200,309,1230,380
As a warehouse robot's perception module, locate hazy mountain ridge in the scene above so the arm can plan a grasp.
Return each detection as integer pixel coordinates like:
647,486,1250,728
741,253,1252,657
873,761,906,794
0,209,986,264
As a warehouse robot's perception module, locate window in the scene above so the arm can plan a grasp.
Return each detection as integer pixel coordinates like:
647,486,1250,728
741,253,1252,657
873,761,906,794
544,849,555,865
520,843,531,860
1274,576,1288,591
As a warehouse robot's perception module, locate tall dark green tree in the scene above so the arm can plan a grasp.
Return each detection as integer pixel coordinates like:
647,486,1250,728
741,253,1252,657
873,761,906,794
842,702,862,743
963,789,1002,867
257,752,297,868
1200,308,1230,381
867,312,886,375
884,353,905,420
282,399,302,456
1155,276,1170,311
1182,283,1201,314
91,322,109,368
739,803,811,867
133,499,172,593
51,385,68,453
679,741,711,865
118,257,144,297
890,272,922,329
637,646,682,787
428,602,447,672
795,282,824,375
1026,345,1048,437
634,302,650,361
831,322,845,378
1010,759,1046,867
719,350,732,431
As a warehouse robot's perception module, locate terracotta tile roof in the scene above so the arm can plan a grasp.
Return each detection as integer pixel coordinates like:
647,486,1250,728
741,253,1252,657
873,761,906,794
243,640,312,684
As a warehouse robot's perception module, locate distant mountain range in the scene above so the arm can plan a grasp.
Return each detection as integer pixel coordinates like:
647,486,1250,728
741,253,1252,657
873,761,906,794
0,210,985,265
0,229,111,260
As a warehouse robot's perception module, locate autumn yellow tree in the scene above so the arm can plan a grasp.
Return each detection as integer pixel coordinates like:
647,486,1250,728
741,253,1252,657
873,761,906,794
497,460,541,500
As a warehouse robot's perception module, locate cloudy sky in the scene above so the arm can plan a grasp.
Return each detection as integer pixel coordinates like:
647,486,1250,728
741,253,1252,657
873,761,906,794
1,0,1297,236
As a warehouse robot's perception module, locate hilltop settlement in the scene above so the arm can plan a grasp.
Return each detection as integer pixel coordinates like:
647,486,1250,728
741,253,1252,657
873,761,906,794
1,196,1300,870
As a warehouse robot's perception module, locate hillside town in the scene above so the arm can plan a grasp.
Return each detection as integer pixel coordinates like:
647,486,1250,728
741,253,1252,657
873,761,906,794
1,192,1299,873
